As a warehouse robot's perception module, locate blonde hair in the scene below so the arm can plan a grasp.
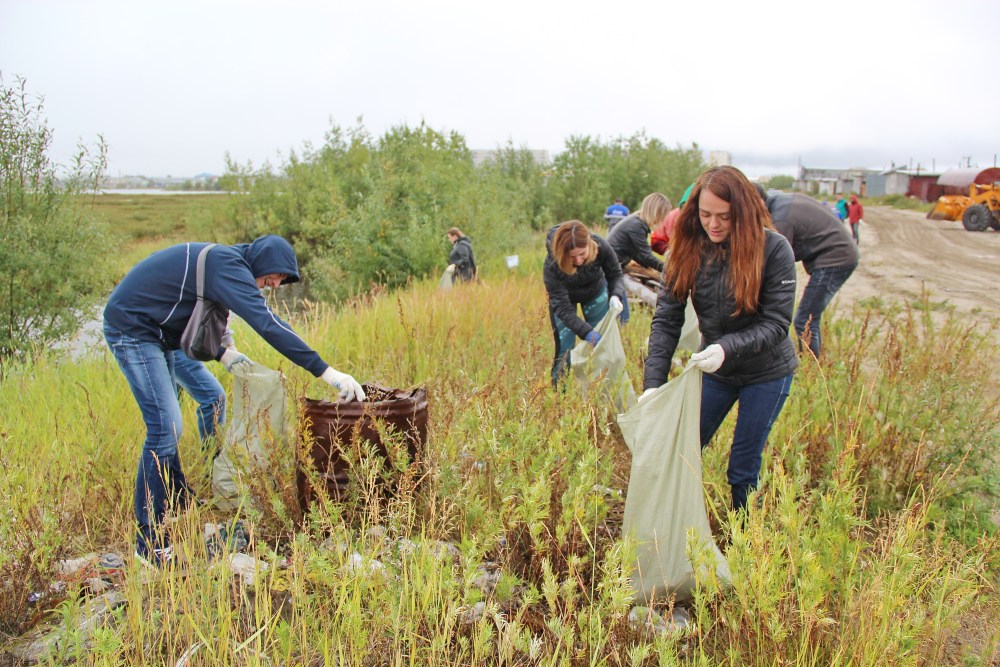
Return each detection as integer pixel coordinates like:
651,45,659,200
551,220,598,274
639,192,673,227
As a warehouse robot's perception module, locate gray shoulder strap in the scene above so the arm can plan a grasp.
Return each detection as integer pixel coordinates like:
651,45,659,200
195,243,217,300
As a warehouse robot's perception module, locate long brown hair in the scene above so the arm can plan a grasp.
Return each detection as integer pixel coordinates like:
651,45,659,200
665,166,773,315
551,220,598,275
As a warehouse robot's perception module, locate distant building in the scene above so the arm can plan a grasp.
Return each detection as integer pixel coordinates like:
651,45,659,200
794,166,880,196
707,151,732,167
471,149,551,167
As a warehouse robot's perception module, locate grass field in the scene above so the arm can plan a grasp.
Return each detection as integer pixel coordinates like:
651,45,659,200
1,201,998,665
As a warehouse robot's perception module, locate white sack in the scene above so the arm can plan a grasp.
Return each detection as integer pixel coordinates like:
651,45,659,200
617,365,730,602
213,360,287,510
569,309,637,413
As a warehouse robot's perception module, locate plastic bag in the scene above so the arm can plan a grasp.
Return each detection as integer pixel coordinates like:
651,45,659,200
438,269,453,290
677,298,701,354
569,308,636,413
617,365,730,602
213,359,287,510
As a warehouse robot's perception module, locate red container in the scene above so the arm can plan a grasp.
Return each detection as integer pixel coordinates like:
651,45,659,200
296,384,428,510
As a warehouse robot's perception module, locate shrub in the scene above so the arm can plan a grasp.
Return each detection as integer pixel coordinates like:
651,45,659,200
0,75,112,364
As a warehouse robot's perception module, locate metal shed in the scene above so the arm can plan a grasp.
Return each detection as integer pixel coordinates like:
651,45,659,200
936,167,1000,194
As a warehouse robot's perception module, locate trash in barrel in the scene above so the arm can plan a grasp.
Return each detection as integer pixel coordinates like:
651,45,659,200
296,384,428,511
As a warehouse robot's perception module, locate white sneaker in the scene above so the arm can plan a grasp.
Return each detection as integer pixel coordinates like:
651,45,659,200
134,546,174,569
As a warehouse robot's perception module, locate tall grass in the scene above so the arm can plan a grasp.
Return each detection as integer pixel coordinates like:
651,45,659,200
1,246,998,665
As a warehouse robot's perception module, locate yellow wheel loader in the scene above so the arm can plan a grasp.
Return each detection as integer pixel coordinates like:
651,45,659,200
927,183,1000,231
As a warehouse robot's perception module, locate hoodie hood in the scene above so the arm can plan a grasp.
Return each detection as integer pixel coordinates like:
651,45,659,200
850,195,859,203
237,235,301,285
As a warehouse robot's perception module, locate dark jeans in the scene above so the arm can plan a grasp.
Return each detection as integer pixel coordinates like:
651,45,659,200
549,289,610,386
172,349,226,441
104,324,194,558
700,372,794,511
794,263,856,358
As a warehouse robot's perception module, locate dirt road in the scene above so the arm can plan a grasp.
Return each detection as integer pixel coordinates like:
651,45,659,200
833,206,1000,333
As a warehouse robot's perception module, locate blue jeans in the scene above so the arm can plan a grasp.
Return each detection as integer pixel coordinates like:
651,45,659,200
794,263,856,358
700,372,794,511
104,324,194,558
549,289,610,386
172,350,226,442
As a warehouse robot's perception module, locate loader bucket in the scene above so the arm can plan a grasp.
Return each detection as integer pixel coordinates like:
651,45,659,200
927,195,971,221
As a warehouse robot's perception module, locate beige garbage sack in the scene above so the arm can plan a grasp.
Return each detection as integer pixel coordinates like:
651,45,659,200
438,269,453,290
569,309,637,413
617,365,730,602
677,298,701,354
213,359,288,510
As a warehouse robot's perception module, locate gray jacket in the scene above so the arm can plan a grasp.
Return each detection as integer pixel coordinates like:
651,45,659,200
766,191,859,273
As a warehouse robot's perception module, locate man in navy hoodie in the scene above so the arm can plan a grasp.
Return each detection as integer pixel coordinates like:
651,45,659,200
104,234,364,567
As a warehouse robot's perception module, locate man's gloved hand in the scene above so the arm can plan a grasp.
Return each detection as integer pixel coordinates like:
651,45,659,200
609,296,623,314
584,330,602,347
690,344,725,373
638,388,657,403
321,367,366,402
220,348,251,372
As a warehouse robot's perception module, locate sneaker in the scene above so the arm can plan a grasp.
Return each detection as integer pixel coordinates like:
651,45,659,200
134,546,174,569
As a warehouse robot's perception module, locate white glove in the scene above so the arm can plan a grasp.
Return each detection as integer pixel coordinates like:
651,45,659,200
446,264,456,273
220,348,251,372
690,344,725,373
638,388,657,403
609,296,623,314
321,367,366,402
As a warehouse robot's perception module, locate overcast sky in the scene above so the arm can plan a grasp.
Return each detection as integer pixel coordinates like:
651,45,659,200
3,0,998,179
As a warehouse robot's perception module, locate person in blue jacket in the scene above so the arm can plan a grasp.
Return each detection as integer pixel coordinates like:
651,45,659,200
103,234,365,567
603,198,630,234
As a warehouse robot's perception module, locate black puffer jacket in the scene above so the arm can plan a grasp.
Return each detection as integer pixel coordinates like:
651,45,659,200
644,229,798,389
543,227,626,340
449,236,477,282
607,213,664,273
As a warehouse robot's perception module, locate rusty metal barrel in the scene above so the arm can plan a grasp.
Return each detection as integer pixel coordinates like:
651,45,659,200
296,384,428,511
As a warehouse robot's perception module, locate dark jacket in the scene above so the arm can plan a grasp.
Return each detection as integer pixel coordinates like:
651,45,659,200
104,235,329,377
543,226,627,340
607,213,664,273
644,229,798,389
766,191,859,273
448,236,477,282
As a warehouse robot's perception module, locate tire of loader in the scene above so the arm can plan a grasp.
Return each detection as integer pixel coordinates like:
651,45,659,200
991,215,1000,231
962,204,992,232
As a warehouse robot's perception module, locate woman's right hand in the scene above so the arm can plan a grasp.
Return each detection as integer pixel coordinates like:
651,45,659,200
584,330,602,347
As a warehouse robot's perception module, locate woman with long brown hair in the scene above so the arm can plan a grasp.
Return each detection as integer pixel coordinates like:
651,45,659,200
543,220,627,387
642,166,798,512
